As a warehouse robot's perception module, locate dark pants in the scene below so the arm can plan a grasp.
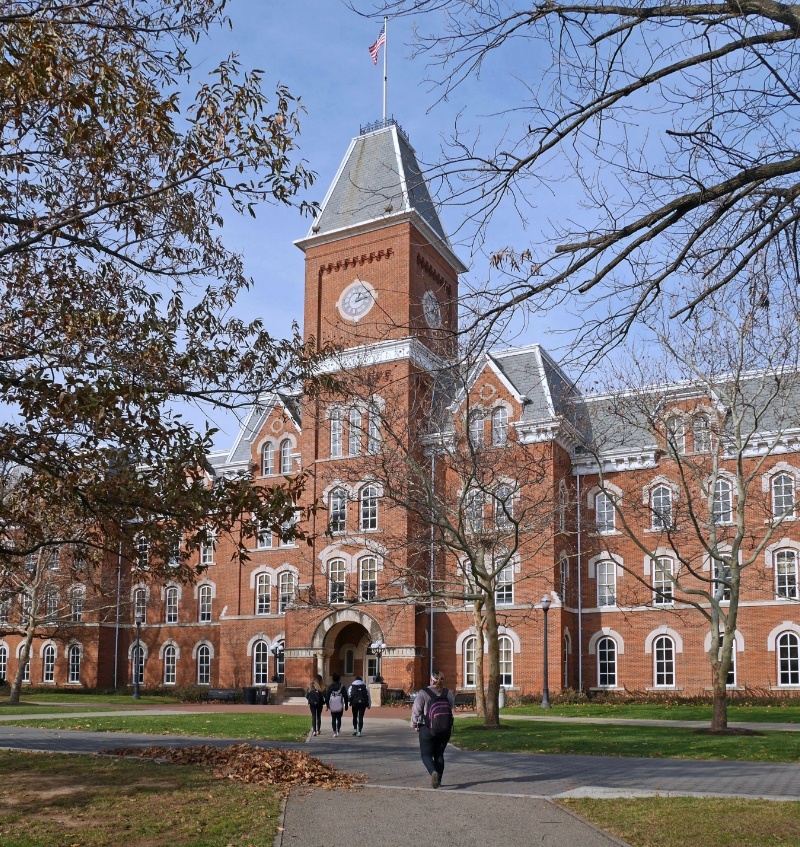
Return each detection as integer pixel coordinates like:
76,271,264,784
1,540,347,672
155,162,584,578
418,725,449,778
310,705,322,733
352,704,367,731
330,710,344,732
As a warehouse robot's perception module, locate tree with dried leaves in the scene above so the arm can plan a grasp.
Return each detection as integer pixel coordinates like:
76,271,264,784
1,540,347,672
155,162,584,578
0,0,329,623
579,288,800,730
355,0,800,349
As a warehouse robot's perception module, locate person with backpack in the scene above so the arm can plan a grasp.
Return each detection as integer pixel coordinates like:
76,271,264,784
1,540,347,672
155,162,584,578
411,670,455,788
325,672,349,737
306,673,325,736
348,674,371,736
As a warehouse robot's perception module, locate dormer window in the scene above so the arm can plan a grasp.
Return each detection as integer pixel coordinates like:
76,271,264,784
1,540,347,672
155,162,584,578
693,415,711,453
280,439,293,474
666,416,685,455
468,411,485,448
262,442,275,476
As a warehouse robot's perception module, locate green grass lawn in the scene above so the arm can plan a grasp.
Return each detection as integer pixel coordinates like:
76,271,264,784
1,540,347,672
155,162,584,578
0,712,311,740
504,702,800,723
562,797,800,847
453,717,800,762
0,691,183,713
0,750,281,847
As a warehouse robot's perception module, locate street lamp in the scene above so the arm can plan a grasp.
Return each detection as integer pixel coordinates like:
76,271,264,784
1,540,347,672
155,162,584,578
370,640,387,683
271,643,284,683
540,595,551,709
132,612,144,701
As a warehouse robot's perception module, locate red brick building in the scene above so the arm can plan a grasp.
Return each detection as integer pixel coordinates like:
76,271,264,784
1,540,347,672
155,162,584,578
4,120,800,699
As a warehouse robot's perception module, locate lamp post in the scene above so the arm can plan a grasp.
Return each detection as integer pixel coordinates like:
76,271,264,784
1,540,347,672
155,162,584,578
370,640,387,683
271,643,284,683
132,612,144,701
540,595,551,709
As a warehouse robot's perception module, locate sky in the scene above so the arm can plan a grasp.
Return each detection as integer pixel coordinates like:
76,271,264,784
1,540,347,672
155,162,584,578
194,1,579,442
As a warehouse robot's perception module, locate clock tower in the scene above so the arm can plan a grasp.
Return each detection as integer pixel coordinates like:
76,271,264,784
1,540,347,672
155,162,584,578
294,120,466,356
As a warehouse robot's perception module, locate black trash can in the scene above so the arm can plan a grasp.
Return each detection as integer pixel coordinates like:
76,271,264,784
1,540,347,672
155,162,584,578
255,687,270,705
242,685,257,705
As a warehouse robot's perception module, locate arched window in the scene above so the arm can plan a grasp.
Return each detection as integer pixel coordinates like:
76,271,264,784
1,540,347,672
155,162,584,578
597,637,617,687
132,645,144,685
651,485,673,529
494,485,514,529
70,586,85,622
464,635,477,688
42,644,55,683
253,640,270,685
261,442,274,476
200,532,215,567
329,558,346,603
45,589,59,621
776,549,799,600
68,644,81,684
360,485,378,531
492,407,508,446
279,572,295,612
713,478,732,524
280,439,292,474
693,415,711,452
163,645,176,685
330,408,343,458
367,403,382,454
778,632,800,686
772,473,796,519
165,586,179,624
255,573,271,615
653,557,674,605
135,535,149,570
558,484,568,532
595,491,615,533
0,645,7,682
559,556,568,603
596,560,616,607
666,416,685,454
359,557,377,601
348,407,362,456
329,488,347,534
654,635,675,687
495,565,513,605
465,489,484,534
21,659,30,683
198,584,212,622
499,635,513,686
197,645,211,686
468,410,484,448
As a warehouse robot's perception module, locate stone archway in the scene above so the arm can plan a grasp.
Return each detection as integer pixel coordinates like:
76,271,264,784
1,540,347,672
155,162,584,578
312,609,384,686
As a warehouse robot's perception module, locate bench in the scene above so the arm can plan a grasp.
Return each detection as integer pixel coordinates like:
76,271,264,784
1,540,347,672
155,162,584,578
200,688,238,703
454,692,476,710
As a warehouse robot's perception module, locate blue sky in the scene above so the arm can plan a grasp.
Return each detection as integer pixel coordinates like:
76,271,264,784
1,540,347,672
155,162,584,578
196,1,578,440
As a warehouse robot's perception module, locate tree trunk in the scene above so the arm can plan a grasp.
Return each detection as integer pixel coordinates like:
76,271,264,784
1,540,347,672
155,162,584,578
483,591,501,729
9,625,35,705
472,598,486,718
711,677,728,731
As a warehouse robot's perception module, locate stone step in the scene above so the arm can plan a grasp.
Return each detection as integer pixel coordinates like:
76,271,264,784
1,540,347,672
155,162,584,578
283,696,309,706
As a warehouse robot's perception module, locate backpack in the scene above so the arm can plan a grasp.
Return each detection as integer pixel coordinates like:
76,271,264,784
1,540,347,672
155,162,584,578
350,684,369,707
307,687,323,707
328,686,344,711
425,687,453,738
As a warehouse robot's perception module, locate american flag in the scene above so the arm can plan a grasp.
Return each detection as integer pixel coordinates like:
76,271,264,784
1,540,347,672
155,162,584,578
369,24,386,65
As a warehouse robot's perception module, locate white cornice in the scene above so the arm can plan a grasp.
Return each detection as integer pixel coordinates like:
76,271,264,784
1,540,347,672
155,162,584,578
572,448,660,475
316,336,449,376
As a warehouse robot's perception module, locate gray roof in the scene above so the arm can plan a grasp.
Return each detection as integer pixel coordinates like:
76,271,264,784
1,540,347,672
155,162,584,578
297,122,465,272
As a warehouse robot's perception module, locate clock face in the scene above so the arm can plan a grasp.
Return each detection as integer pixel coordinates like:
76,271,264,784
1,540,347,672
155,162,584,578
337,280,376,322
422,289,442,328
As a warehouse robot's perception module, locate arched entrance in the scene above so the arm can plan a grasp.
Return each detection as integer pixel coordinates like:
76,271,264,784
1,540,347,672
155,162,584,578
311,609,384,687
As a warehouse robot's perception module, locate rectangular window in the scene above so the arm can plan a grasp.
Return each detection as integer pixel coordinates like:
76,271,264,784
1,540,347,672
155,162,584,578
257,526,272,549
0,599,8,625
198,586,212,622
165,588,178,624
330,410,343,457
368,406,382,454
329,560,346,604
279,573,295,613
348,407,361,455
68,646,81,684
776,550,799,600
714,559,732,601
597,561,616,607
134,588,147,622
70,588,84,622
595,492,615,533
200,537,215,566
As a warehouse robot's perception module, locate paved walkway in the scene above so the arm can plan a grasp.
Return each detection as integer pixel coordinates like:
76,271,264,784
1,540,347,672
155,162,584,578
1,706,799,847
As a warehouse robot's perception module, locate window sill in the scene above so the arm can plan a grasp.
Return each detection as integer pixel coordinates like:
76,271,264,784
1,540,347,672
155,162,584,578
770,685,800,690
646,686,683,692
589,686,624,692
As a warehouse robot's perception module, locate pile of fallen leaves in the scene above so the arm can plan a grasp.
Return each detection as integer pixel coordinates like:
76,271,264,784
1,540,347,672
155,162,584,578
101,744,364,790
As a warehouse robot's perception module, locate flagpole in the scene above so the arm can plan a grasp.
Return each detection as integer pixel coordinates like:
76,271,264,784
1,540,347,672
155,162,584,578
382,16,388,122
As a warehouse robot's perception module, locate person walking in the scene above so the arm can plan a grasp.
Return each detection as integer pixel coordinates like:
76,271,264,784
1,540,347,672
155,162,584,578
306,673,325,736
325,672,349,737
348,674,371,736
411,670,455,789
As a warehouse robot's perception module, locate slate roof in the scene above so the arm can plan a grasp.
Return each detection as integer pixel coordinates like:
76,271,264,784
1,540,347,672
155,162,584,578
296,122,466,272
